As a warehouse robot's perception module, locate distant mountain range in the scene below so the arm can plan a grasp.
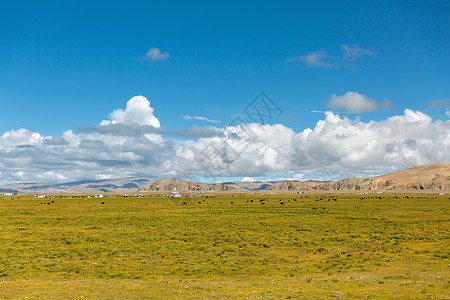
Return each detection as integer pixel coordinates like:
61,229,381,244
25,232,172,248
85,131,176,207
140,164,449,192
1,164,449,194
0,177,166,193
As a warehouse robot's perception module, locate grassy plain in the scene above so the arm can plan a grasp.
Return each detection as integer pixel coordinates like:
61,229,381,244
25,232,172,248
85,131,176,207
0,192,448,299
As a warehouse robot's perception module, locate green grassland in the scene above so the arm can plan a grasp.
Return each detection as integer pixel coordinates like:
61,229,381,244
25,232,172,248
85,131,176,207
0,192,448,299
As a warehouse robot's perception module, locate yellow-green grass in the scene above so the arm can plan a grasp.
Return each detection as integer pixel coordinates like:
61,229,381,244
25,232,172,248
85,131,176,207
0,192,448,298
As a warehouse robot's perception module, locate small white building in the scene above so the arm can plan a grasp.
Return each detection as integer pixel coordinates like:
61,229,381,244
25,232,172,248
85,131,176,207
3,192,13,196
167,191,181,198
34,194,46,198
133,193,144,197
94,194,104,198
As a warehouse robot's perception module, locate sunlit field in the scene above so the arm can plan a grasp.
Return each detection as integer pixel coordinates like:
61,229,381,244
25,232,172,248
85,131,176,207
0,192,448,298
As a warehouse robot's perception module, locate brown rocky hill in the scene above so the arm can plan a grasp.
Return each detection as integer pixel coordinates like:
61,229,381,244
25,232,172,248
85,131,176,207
139,179,245,192
267,164,450,191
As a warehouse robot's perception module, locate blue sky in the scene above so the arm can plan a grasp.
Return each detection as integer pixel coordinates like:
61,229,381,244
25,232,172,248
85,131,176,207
0,0,449,183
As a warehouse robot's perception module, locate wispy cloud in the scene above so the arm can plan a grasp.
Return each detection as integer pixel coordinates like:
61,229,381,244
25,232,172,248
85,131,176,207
287,50,333,68
428,98,450,118
427,98,450,110
144,48,170,61
340,44,376,61
182,115,221,123
289,44,376,69
281,115,301,122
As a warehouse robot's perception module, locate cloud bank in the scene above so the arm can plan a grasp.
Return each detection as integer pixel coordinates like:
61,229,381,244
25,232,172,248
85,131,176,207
0,95,448,184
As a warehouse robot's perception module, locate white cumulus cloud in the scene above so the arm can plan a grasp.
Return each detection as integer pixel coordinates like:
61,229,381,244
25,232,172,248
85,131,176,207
144,48,170,61
241,177,256,182
327,91,392,113
100,95,161,127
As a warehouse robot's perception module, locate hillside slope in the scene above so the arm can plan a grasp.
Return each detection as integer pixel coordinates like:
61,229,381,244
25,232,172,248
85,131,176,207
267,164,450,191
